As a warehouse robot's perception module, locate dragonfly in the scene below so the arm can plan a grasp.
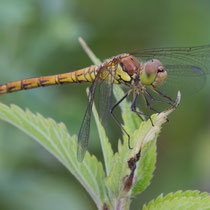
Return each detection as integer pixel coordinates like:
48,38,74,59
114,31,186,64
0,44,210,161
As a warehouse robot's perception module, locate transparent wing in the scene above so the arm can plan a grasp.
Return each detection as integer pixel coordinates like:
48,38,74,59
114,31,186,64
77,59,118,161
131,45,210,98
131,45,210,75
77,81,96,162
158,64,206,98
77,66,103,162
98,60,117,126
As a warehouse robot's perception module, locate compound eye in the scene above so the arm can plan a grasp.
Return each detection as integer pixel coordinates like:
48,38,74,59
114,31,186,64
157,68,165,73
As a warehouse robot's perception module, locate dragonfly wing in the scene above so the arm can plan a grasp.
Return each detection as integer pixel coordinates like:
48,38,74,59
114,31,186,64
131,45,210,97
98,61,117,126
77,60,117,161
77,85,95,161
77,67,102,162
157,64,206,98
77,107,91,162
131,45,210,74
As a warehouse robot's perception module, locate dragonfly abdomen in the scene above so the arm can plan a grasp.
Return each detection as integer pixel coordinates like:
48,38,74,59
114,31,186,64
0,65,98,95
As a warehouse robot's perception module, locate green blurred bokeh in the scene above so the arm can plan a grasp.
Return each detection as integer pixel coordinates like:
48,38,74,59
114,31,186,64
0,0,210,209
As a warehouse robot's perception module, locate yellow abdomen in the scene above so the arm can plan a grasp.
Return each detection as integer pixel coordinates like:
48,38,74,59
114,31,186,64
0,65,98,95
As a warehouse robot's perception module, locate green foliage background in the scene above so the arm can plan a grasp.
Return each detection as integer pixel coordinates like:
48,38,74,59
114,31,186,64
0,0,210,209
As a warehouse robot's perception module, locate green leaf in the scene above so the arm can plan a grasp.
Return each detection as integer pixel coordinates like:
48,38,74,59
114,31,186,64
132,93,181,196
0,103,108,209
112,86,156,196
110,86,156,197
143,190,210,210
105,91,181,199
105,114,158,198
132,139,156,195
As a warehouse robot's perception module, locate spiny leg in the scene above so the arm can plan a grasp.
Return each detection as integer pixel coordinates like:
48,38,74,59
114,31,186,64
131,92,154,126
145,89,174,106
110,90,132,149
151,88,175,102
144,90,171,122
141,93,160,113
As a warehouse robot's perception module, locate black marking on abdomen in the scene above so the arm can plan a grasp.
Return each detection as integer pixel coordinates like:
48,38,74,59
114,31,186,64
20,80,24,89
57,76,65,84
7,85,16,92
37,78,42,87
22,83,32,89
39,79,49,86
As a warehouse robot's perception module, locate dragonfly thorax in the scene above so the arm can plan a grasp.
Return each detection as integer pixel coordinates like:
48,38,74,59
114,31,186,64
114,54,142,85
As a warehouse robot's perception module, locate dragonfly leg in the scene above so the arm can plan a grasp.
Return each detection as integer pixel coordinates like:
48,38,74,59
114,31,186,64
141,93,160,113
151,88,175,103
145,90,174,106
144,90,172,122
110,90,132,149
141,93,171,122
131,93,154,126
110,90,131,113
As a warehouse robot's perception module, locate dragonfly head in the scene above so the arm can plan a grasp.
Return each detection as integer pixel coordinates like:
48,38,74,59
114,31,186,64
140,59,167,88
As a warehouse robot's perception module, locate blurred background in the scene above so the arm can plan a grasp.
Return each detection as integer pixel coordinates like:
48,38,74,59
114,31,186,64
0,0,210,209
